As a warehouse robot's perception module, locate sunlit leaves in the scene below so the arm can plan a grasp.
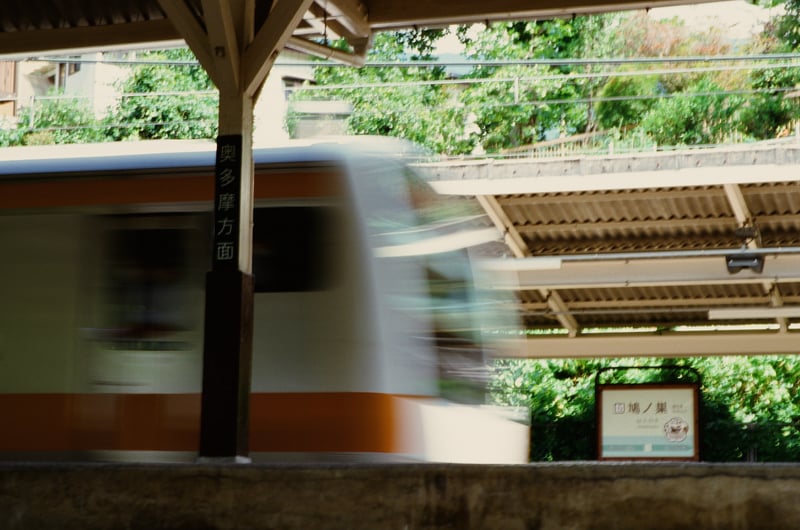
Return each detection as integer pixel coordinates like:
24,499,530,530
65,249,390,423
0,95,105,146
639,78,744,145
290,31,475,155
595,74,660,130
104,48,218,140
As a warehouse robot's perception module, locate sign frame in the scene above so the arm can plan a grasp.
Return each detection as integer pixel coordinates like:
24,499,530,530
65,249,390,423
597,383,700,461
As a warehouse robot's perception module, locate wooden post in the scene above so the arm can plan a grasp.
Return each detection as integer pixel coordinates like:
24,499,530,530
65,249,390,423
198,91,256,461
158,0,313,462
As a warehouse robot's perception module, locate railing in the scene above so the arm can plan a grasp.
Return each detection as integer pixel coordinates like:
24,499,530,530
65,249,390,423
495,127,800,161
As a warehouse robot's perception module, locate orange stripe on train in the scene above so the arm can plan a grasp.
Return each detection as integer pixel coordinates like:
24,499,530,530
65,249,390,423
0,392,400,453
0,170,344,209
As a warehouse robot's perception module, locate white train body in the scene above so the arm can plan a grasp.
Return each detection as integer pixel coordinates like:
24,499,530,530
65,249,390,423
0,137,528,463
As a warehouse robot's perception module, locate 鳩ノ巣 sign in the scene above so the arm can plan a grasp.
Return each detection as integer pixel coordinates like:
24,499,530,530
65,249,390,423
597,384,699,461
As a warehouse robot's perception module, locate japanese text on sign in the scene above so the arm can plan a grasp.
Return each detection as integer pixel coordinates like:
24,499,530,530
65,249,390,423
212,135,242,270
598,385,698,461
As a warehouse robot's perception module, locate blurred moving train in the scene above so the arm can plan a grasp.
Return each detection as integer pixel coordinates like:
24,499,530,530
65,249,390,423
0,136,528,463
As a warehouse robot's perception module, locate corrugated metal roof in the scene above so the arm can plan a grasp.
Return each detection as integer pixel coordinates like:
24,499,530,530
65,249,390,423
1,1,166,32
422,141,800,354
0,0,724,59
505,186,738,254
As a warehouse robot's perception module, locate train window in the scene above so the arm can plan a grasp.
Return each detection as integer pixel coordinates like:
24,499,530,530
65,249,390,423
360,166,418,242
252,206,337,292
104,223,192,342
426,250,490,405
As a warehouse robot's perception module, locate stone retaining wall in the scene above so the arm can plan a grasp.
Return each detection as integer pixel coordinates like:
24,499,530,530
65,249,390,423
3,462,800,529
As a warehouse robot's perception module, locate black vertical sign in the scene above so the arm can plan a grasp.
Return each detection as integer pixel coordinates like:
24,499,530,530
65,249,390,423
212,135,243,271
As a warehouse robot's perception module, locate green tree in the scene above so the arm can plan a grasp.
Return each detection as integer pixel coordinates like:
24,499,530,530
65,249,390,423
638,77,744,145
738,66,800,139
604,11,758,148
0,93,105,146
491,356,800,462
771,0,800,51
491,358,602,460
731,7,800,140
295,8,789,154
292,17,621,155
104,48,218,140
595,74,661,130
614,11,733,93
0,127,23,147
458,15,619,152
290,30,475,156
459,64,569,152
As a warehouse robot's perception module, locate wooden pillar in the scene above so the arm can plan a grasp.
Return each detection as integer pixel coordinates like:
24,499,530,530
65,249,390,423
198,91,256,461
157,0,316,462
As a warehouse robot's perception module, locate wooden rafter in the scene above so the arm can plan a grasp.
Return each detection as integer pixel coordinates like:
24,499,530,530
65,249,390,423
723,182,788,331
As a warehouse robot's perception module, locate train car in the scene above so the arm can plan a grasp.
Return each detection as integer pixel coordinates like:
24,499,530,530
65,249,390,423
0,136,528,463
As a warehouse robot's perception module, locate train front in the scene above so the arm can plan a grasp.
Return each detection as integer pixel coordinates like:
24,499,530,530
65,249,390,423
0,138,528,463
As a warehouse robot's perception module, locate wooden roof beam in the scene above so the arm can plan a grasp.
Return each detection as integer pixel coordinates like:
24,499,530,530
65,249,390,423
245,0,315,96
0,19,180,58
158,0,221,86
476,195,527,259
497,331,800,359
200,0,244,92
325,0,370,37
724,182,788,331
475,194,579,336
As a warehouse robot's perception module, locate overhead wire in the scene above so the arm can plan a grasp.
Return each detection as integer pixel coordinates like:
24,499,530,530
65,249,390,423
284,59,800,92
28,51,800,67
8,52,800,136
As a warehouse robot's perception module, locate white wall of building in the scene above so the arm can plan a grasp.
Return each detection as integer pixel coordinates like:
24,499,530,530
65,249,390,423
7,50,314,144
253,56,313,144
61,53,127,116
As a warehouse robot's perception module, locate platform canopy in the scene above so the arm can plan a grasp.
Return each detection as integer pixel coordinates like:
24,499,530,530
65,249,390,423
418,142,800,358
2,0,720,64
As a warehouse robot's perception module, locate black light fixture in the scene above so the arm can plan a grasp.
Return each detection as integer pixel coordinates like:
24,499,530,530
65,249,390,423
725,253,765,274
726,224,765,274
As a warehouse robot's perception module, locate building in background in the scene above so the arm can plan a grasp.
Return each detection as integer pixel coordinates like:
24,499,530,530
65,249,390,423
0,49,343,143
0,61,16,120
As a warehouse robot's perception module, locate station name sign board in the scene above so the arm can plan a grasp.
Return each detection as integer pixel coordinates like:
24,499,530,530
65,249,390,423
597,384,699,461
212,134,243,271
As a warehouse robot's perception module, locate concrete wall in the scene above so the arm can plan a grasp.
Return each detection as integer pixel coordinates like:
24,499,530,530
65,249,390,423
3,462,800,529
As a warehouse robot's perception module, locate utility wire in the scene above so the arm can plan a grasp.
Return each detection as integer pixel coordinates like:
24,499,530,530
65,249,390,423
287,60,800,92
488,85,800,109
8,84,797,133
14,60,800,106
12,83,796,135
28,52,800,68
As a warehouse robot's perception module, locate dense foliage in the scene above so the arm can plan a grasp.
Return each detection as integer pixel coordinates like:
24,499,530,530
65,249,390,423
285,3,800,153
4,5,800,150
0,48,217,146
104,48,217,140
289,30,476,155
491,357,800,462
0,95,106,146
455,16,619,150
